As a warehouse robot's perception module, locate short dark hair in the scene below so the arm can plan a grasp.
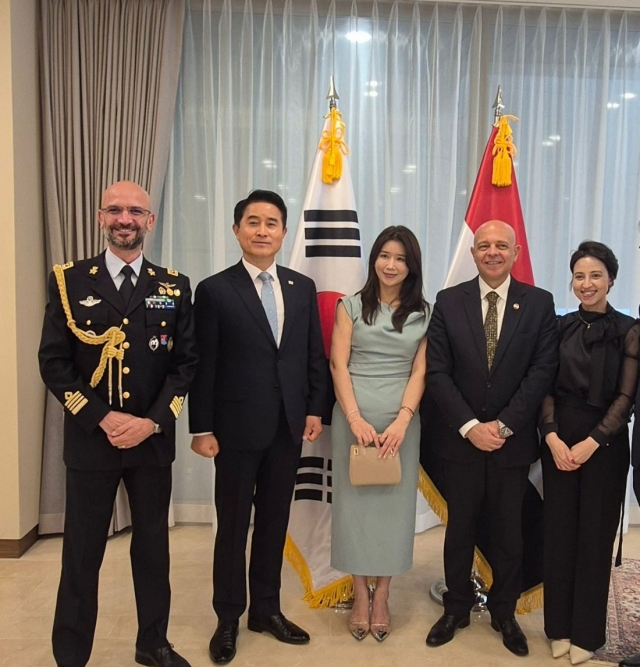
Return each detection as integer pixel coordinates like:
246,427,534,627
233,189,288,228
359,225,427,332
570,240,619,284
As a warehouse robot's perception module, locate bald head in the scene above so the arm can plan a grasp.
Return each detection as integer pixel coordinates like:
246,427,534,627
471,219,521,288
98,181,155,258
101,181,152,210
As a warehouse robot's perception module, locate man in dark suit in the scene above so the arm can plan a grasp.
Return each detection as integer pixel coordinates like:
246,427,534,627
188,189,328,664
425,220,557,657
39,181,198,667
619,377,640,667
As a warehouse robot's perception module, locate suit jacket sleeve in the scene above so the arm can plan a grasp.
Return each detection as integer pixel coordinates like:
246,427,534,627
497,290,558,433
305,279,329,417
426,294,478,429
188,279,219,433
145,275,198,430
39,270,112,433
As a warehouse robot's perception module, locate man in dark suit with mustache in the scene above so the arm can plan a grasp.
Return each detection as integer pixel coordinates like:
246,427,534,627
425,220,557,657
189,190,328,664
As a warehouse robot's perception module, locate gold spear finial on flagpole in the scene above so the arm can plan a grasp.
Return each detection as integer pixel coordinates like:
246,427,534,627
326,75,339,110
493,85,504,125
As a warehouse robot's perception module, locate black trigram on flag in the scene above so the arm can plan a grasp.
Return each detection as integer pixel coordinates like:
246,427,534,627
303,209,361,258
294,456,332,503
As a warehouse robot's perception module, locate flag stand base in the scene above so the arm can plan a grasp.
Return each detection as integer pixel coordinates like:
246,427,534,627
429,574,488,612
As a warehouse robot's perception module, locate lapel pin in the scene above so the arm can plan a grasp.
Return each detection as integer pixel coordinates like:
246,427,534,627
513,303,520,310
79,296,102,307
288,280,294,285
149,336,160,352
147,268,156,277
89,266,98,275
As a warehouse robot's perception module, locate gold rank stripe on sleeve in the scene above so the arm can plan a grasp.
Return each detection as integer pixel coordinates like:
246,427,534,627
169,396,185,419
64,390,88,415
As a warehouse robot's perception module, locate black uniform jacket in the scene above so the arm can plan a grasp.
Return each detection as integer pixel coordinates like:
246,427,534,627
39,252,198,470
427,276,558,468
188,261,328,451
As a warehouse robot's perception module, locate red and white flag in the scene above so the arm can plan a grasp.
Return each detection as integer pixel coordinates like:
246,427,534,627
444,119,533,288
285,105,365,606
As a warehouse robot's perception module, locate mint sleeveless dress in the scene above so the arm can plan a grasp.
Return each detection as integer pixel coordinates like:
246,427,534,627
331,295,429,576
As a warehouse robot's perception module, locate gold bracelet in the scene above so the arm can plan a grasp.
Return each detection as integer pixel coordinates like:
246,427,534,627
400,405,415,418
346,409,360,419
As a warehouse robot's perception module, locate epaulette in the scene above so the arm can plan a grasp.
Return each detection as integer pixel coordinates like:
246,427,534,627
60,261,74,270
167,268,179,277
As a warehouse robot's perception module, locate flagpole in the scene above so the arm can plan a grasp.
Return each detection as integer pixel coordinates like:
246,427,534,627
428,85,507,613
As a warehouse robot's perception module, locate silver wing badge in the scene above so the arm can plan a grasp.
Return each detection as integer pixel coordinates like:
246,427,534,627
79,296,102,307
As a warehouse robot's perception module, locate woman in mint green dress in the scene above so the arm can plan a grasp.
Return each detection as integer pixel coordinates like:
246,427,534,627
330,226,429,642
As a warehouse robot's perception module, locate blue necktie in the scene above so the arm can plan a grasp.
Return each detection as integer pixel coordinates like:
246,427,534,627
258,272,278,343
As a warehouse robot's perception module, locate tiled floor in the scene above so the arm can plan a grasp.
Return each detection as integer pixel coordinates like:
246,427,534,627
2,524,636,666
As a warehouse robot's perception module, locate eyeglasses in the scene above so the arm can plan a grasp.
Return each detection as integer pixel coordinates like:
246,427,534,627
101,206,151,219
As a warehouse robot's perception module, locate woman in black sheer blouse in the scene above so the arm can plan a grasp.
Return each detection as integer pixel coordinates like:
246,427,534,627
540,241,640,665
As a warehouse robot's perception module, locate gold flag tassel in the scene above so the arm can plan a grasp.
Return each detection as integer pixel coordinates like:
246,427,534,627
492,115,519,187
284,534,353,608
53,264,126,406
319,107,350,184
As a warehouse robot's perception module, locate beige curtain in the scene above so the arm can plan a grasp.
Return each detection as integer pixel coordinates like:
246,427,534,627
39,0,186,534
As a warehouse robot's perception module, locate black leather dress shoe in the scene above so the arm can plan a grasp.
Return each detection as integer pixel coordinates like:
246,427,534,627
620,654,640,666
135,644,191,667
247,613,310,644
209,621,239,664
426,614,470,646
491,617,529,657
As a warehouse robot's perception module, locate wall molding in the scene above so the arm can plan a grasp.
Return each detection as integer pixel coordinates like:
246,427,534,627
0,525,39,558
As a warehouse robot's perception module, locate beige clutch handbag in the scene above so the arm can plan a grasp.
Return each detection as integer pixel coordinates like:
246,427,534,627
349,443,402,486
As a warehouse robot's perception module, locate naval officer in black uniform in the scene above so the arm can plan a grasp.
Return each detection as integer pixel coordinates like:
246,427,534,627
39,181,198,667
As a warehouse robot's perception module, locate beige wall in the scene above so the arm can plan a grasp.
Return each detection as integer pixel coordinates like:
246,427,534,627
0,0,45,541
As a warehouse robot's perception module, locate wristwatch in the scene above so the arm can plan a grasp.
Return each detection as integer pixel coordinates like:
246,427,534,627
497,420,513,438
153,422,162,434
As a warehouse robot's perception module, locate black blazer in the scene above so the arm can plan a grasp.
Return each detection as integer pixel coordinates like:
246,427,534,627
188,261,328,450
39,252,198,471
426,276,558,467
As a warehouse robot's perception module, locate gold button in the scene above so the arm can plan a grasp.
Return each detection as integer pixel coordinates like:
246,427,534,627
123,367,130,374
86,320,91,325
123,391,130,399
161,321,167,327
123,318,129,325
123,342,130,349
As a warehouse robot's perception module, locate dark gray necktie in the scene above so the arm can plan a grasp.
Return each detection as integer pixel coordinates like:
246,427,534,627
485,291,499,369
119,265,135,307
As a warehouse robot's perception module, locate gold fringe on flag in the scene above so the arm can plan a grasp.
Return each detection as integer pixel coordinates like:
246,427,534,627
491,115,519,187
284,534,353,608
418,466,543,614
318,107,350,184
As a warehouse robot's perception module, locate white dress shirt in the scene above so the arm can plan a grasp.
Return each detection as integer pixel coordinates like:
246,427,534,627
459,275,512,438
241,257,285,346
104,247,143,288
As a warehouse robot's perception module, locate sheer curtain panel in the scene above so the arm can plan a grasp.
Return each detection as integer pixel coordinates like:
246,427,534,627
152,0,640,516
39,0,186,534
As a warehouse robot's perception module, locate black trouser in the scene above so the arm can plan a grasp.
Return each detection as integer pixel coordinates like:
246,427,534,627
53,465,172,667
212,412,301,622
542,408,628,651
441,455,529,620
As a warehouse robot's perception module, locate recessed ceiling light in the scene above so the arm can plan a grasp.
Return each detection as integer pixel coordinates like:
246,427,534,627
346,30,371,43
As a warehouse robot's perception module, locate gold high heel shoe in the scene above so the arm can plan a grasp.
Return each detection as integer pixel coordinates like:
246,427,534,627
349,608,370,640
370,598,391,642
